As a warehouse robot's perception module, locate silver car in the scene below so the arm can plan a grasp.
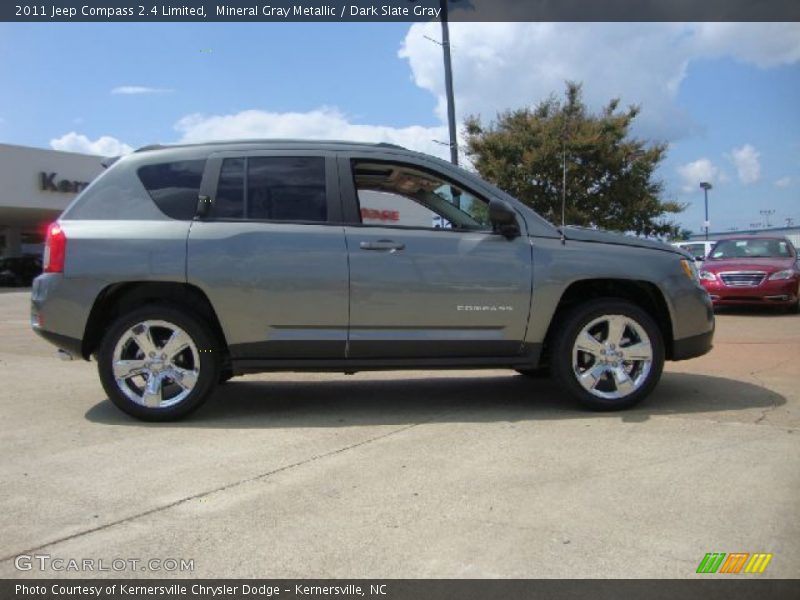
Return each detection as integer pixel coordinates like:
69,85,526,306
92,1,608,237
31,140,714,420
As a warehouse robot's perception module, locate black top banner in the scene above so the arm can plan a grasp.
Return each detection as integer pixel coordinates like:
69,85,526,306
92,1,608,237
2,0,799,22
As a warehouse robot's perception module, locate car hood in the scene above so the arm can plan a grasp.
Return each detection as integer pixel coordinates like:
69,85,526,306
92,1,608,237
701,257,795,272
559,226,682,255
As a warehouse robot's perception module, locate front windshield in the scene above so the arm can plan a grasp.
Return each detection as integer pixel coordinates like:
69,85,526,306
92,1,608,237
709,238,793,260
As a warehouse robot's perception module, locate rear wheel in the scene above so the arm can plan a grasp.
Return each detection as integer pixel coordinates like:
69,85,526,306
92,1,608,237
98,305,220,421
552,299,664,411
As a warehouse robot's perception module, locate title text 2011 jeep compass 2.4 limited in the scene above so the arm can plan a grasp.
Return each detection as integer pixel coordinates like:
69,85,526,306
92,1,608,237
31,140,714,420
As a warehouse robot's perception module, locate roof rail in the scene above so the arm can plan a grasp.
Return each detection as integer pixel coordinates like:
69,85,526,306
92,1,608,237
134,144,166,153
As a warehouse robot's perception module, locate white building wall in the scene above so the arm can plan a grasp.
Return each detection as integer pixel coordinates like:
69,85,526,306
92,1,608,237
0,143,104,213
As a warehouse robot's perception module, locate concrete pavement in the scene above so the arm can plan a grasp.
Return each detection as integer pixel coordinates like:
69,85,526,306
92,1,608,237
0,291,797,578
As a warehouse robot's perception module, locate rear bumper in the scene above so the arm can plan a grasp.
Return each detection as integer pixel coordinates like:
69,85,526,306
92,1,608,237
32,327,83,358
31,273,95,359
672,329,714,361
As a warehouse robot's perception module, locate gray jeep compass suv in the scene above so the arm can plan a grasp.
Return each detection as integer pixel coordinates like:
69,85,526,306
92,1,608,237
31,140,714,420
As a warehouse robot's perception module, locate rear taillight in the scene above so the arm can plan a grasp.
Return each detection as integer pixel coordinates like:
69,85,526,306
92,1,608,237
43,222,66,273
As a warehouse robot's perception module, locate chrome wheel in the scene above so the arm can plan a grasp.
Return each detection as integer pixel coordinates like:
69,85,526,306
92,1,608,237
571,314,653,401
112,320,200,408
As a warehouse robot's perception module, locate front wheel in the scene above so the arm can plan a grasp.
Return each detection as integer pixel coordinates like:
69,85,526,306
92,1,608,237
98,305,220,421
551,299,664,411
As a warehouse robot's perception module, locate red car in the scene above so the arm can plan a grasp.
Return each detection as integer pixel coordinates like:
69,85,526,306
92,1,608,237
699,236,800,313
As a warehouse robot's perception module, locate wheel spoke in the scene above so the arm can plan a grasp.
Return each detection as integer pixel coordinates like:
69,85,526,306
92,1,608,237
113,359,148,380
168,366,198,391
620,341,652,362
131,324,157,356
161,329,191,361
611,367,635,396
576,331,604,357
142,373,163,407
605,316,627,346
578,364,607,390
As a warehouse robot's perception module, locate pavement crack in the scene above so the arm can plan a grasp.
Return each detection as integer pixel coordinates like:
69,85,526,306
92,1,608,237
748,360,790,426
0,417,441,563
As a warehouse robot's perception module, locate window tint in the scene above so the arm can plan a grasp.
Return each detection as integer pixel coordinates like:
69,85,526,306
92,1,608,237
352,161,490,230
213,158,245,219
710,238,793,259
247,157,327,222
137,160,206,220
210,157,327,222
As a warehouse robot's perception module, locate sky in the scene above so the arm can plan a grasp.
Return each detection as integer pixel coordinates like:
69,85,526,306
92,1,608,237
0,21,798,233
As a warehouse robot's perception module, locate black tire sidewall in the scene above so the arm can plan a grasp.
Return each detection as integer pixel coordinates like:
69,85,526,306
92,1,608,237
552,299,665,411
97,305,220,421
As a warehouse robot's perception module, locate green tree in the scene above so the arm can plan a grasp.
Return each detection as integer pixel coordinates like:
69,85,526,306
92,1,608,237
464,82,684,236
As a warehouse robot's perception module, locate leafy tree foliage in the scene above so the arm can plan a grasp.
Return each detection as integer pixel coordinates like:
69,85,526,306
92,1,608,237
464,82,684,236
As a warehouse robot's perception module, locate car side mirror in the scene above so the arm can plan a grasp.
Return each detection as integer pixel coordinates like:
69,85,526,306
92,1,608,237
489,199,520,239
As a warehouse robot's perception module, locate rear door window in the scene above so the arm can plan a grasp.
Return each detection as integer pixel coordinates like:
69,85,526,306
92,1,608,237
210,156,327,222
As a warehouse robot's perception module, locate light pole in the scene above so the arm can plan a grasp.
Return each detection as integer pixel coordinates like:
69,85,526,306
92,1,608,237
699,182,712,240
759,209,775,228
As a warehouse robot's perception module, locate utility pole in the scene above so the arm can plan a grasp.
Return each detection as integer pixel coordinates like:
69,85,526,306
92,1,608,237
440,0,458,166
759,209,775,228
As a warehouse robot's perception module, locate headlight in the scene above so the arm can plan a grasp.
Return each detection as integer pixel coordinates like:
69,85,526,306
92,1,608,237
698,270,716,281
768,269,794,280
680,259,699,282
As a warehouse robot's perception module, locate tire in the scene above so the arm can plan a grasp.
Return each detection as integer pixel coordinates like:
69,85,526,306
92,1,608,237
551,299,664,411
97,305,220,421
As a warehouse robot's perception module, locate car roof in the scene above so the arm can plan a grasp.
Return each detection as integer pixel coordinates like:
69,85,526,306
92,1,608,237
133,139,408,154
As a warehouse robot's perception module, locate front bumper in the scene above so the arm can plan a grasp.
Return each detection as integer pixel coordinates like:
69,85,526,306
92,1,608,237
701,277,799,306
672,329,714,361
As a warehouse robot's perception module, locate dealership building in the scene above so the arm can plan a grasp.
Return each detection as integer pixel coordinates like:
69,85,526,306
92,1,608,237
0,143,104,257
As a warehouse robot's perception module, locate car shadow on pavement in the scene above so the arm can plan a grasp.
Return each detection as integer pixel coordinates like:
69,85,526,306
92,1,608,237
85,371,785,428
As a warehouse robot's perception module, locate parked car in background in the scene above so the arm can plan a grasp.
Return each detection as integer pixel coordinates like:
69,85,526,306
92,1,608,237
31,140,714,420
673,241,716,262
0,255,42,287
699,236,799,312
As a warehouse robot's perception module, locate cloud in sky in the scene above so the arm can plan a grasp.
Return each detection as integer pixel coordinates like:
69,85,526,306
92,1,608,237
111,85,173,95
727,144,761,184
677,158,720,193
774,176,791,188
399,22,800,141
174,107,450,159
50,132,133,156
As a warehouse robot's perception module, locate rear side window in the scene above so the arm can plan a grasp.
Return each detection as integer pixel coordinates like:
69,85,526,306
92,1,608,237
137,160,206,220
211,156,327,222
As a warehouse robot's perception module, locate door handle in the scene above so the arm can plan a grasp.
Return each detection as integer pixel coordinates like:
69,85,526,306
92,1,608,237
359,240,406,252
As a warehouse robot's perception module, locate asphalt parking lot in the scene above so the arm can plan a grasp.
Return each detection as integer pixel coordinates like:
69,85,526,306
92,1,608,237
0,289,798,579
